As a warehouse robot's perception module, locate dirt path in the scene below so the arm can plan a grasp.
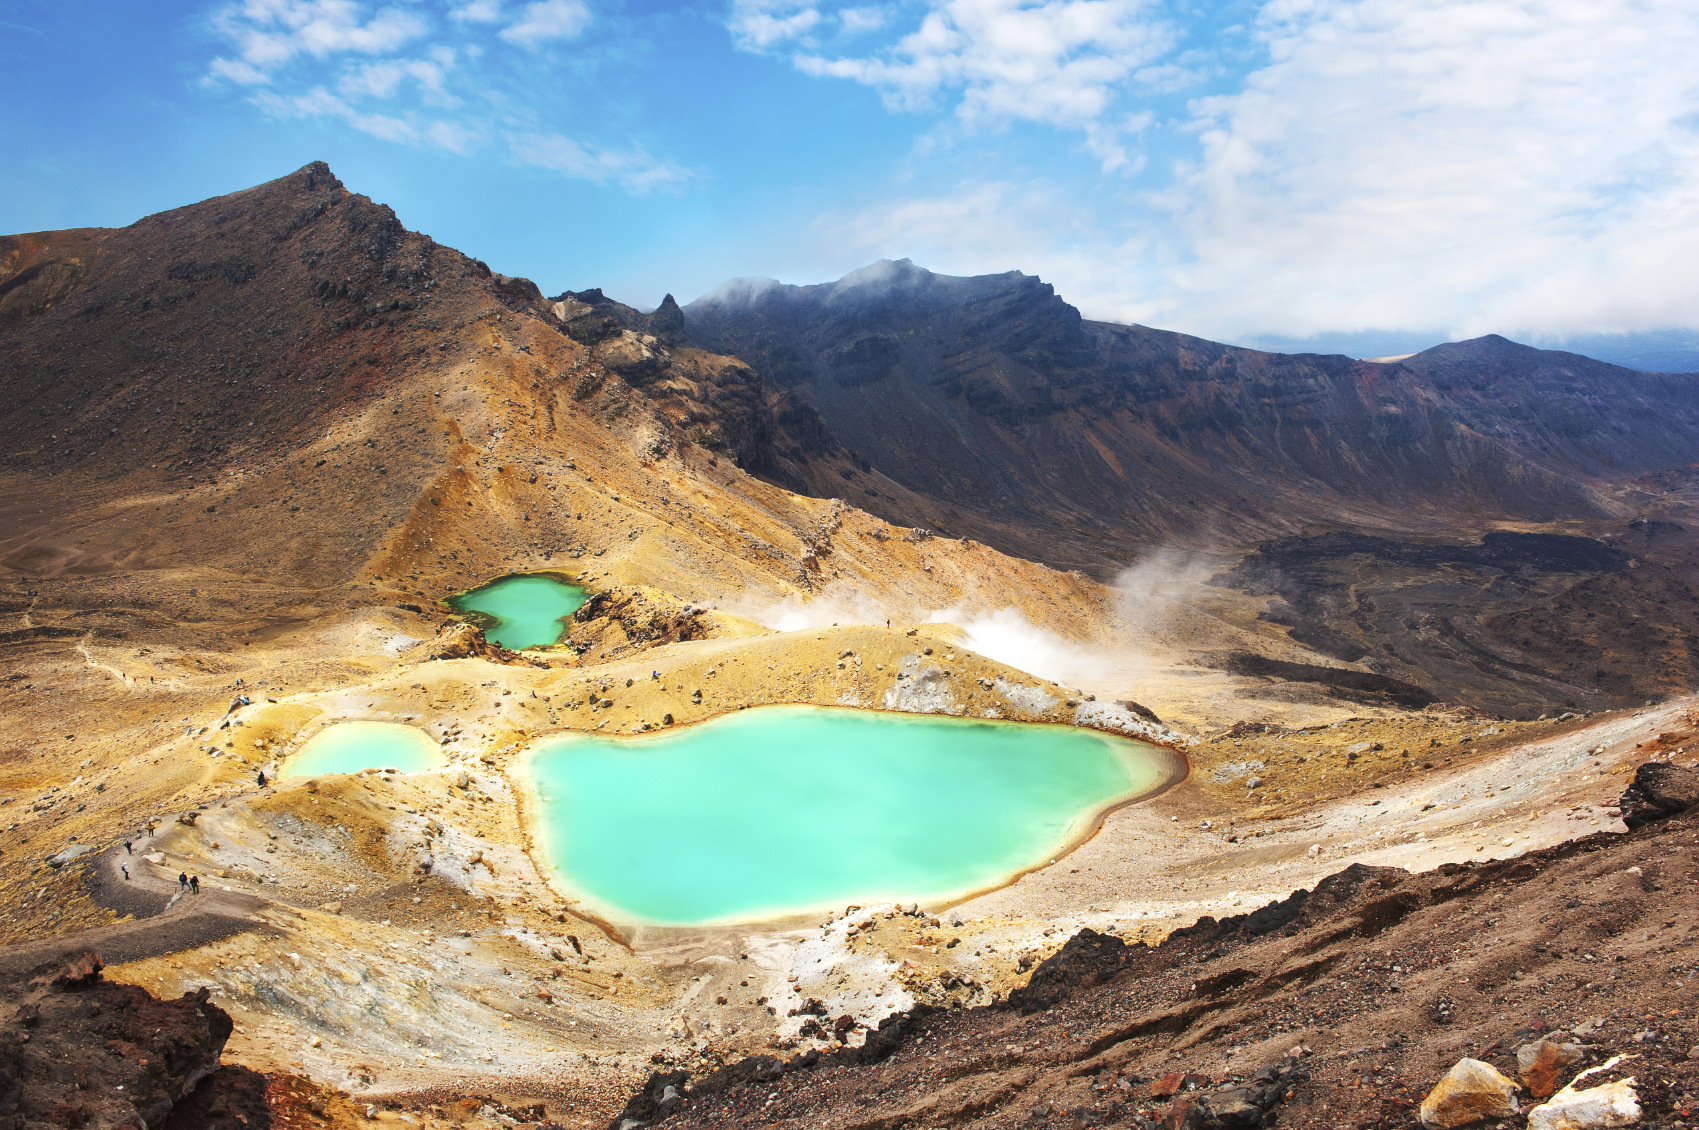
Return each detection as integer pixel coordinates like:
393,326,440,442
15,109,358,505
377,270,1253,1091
0,843,274,977
77,630,138,686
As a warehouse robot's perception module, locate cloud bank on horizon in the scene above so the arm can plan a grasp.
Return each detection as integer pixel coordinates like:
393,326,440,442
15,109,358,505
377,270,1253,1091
728,0,1699,343
8,0,1696,349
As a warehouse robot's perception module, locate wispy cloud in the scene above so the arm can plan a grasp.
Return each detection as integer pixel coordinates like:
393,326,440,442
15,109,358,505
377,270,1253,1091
202,0,688,194
205,0,430,83
731,0,1181,170
449,0,503,20
498,0,591,47
508,130,694,193
255,86,480,151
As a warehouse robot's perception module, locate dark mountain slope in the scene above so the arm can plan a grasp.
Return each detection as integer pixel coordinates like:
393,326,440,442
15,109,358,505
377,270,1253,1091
685,260,1699,575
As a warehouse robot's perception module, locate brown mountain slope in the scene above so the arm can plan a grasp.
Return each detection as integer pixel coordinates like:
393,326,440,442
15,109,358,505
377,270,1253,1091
0,162,883,606
683,259,1699,576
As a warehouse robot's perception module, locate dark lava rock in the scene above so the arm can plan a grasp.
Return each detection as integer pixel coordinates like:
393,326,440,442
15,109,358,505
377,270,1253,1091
1618,761,1699,829
0,951,232,1130
1007,928,1141,1014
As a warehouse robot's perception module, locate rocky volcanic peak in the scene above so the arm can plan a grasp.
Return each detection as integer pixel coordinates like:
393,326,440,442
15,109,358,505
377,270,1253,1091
0,161,465,481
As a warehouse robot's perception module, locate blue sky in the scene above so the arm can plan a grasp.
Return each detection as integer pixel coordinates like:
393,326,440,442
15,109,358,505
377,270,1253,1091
4,0,1698,361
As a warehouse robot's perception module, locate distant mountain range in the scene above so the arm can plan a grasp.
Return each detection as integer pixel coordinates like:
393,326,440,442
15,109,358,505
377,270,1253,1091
1242,327,1699,376
679,259,1699,574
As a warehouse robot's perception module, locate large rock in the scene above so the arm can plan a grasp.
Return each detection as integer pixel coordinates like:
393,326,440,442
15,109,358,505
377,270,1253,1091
1006,928,1135,1013
1618,762,1699,830
1527,1058,1641,1130
1419,1058,1521,1127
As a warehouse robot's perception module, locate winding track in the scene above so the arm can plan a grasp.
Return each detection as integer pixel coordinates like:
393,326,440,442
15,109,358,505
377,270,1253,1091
0,834,275,978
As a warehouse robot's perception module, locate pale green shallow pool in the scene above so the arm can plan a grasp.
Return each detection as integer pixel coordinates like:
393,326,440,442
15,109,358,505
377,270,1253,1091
521,706,1179,926
282,721,444,778
445,574,587,650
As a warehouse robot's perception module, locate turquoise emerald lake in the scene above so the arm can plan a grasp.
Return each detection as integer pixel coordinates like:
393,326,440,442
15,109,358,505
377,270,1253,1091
282,721,444,777
521,706,1180,926
445,574,587,650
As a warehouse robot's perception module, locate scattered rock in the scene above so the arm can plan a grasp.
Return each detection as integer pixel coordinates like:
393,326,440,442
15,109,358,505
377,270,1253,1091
1617,761,1699,829
46,843,95,868
1419,1058,1520,1127
1519,1034,1587,1099
1151,1072,1209,1096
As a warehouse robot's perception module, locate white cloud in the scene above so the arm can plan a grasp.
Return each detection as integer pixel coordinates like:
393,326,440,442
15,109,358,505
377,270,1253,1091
837,5,888,34
745,0,1177,128
206,1,430,84
450,0,502,20
508,130,693,192
498,0,591,47
728,0,824,49
1146,0,1699,339
795,0,1699,341
255,86,481,152
337,57,455,100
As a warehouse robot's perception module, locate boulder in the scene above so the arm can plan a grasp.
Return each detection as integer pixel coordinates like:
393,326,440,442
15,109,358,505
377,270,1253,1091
1519,1034,1587,1098
1527,1057,1640,1130
1419,1058,1520,1127
1617,762,1699,829
1162,1095,1208,1130
47,843,95,868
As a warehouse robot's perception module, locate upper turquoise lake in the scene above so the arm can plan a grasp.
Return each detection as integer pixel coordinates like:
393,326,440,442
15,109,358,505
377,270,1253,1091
521,706,1180,925
444,574,587,650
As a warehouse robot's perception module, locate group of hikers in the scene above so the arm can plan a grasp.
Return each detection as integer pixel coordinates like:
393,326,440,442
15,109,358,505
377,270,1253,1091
113,834,200,893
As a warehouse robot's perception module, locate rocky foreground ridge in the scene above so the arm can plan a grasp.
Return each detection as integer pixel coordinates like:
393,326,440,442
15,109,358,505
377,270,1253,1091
605,763,1699,1129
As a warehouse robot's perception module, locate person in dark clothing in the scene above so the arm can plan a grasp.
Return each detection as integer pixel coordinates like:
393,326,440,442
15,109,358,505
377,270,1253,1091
190,875,200,894
178,872,188,890
124,840,132,854
257,770,268,787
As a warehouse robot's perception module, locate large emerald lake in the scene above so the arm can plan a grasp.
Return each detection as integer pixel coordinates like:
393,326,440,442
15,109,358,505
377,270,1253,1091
444,574,587,650
521,706,1180,925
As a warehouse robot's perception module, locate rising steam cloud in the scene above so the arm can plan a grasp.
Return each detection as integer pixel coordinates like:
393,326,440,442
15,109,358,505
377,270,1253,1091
742,548,1221,693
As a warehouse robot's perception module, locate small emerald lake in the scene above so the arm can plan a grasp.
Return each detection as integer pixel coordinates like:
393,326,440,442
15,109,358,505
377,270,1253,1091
520,706,1181,926
445,574,587,650
282,721,444,778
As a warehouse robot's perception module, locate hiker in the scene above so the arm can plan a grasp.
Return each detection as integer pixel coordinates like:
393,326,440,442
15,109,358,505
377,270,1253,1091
257,770,268,787
190,875,200,895
121,864,129,881
124,840,132,854
178,872,188,891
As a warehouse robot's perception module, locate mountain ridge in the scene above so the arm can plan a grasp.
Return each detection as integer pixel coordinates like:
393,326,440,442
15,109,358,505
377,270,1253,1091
683,259,1699,574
